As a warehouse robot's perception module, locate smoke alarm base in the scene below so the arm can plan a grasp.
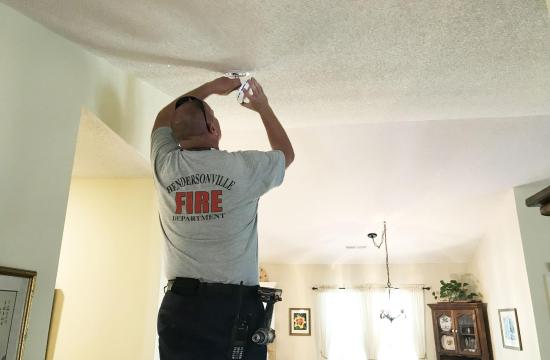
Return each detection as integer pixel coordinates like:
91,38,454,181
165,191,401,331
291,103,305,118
224,71,251,79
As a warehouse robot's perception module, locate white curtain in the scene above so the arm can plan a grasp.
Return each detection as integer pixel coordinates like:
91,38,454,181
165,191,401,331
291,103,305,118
315,286,426,360
365,289,381,359
315,289,336,359
409,287,426,359
314,289,369,360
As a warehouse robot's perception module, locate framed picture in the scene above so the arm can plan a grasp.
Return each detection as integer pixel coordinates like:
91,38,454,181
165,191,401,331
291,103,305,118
0,266,37,360
498,308,522,351
289,308,311,336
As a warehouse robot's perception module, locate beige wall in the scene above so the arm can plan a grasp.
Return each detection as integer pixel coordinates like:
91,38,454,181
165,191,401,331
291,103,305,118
54,179,160,359
468,190,541,360
514,180,550,359
0,4,169,358
262,263,470,360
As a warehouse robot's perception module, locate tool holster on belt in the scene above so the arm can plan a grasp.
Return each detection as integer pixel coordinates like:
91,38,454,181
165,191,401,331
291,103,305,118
228,282,282,359
251,287,282,345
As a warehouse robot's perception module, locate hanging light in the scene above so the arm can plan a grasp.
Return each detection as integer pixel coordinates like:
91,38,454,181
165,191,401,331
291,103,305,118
368,221,406,323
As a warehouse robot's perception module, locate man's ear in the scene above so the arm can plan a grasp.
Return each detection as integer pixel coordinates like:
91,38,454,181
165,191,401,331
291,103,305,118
206,119,218,136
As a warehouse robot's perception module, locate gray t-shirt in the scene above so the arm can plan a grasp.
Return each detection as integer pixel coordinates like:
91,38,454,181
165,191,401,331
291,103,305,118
150,127,285,285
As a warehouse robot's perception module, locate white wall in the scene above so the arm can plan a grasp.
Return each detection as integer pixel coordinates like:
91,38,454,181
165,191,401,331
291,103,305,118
514,180,550,360
0,4,169,358
54,179,161,359
468,190,541,360
262,263,470,360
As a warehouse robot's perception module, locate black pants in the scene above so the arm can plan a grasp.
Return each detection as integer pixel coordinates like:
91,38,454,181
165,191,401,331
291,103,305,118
157,279,267,360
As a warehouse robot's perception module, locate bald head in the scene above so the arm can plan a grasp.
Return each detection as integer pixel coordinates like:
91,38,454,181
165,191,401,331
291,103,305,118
170,101,208,141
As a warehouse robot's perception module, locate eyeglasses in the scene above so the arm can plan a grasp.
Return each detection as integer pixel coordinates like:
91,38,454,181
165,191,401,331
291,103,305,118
174,96,208,128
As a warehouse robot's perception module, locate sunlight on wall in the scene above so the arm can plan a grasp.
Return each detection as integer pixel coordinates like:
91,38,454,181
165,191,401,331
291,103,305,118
469,190,541,360
54,179,161,360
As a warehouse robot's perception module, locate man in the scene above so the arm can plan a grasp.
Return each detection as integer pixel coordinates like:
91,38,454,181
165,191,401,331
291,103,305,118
151,76,294,360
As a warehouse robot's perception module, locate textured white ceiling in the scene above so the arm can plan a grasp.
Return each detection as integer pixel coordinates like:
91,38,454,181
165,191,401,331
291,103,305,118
7,0,550,263
5,0,550,128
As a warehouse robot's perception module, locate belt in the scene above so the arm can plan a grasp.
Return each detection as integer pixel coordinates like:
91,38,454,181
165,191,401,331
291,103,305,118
165,277,259,297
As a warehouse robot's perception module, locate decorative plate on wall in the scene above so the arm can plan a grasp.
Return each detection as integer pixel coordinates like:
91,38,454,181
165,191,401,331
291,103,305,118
439,315,452,332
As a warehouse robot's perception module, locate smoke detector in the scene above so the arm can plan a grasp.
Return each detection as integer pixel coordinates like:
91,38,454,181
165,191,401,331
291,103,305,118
224,71,251,79
224,71,253,104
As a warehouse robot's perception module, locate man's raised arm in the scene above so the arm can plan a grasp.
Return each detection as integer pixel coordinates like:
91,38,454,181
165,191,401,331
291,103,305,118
240,78,295,168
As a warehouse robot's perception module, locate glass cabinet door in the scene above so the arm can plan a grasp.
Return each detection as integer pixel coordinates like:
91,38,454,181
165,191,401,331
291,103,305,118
434,310,457,354
455,310,481,356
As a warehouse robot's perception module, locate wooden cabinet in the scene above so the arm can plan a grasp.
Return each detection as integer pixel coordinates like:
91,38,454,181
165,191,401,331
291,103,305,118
428,303,492,360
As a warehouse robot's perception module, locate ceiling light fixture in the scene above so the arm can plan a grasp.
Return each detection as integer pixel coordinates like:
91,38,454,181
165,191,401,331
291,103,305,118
368,221,406,323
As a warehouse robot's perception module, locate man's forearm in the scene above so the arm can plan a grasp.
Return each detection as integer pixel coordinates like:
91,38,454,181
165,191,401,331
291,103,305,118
259,105,294,168
152,82,217,131
182,81,217,101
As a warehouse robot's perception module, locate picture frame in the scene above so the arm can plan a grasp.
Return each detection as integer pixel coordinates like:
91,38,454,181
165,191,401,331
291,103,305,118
498,308,522,351
45,289,64,360
289,308,311,336
0,266,37,360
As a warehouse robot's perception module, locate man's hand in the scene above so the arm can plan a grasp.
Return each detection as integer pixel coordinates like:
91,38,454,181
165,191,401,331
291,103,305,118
241,78,295,168
209,77,241,96
240,78,270,113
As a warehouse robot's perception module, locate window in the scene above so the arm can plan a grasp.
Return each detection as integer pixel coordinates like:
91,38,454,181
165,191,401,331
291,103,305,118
316,287,425,360
367,288,422,360
316,290,368,360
